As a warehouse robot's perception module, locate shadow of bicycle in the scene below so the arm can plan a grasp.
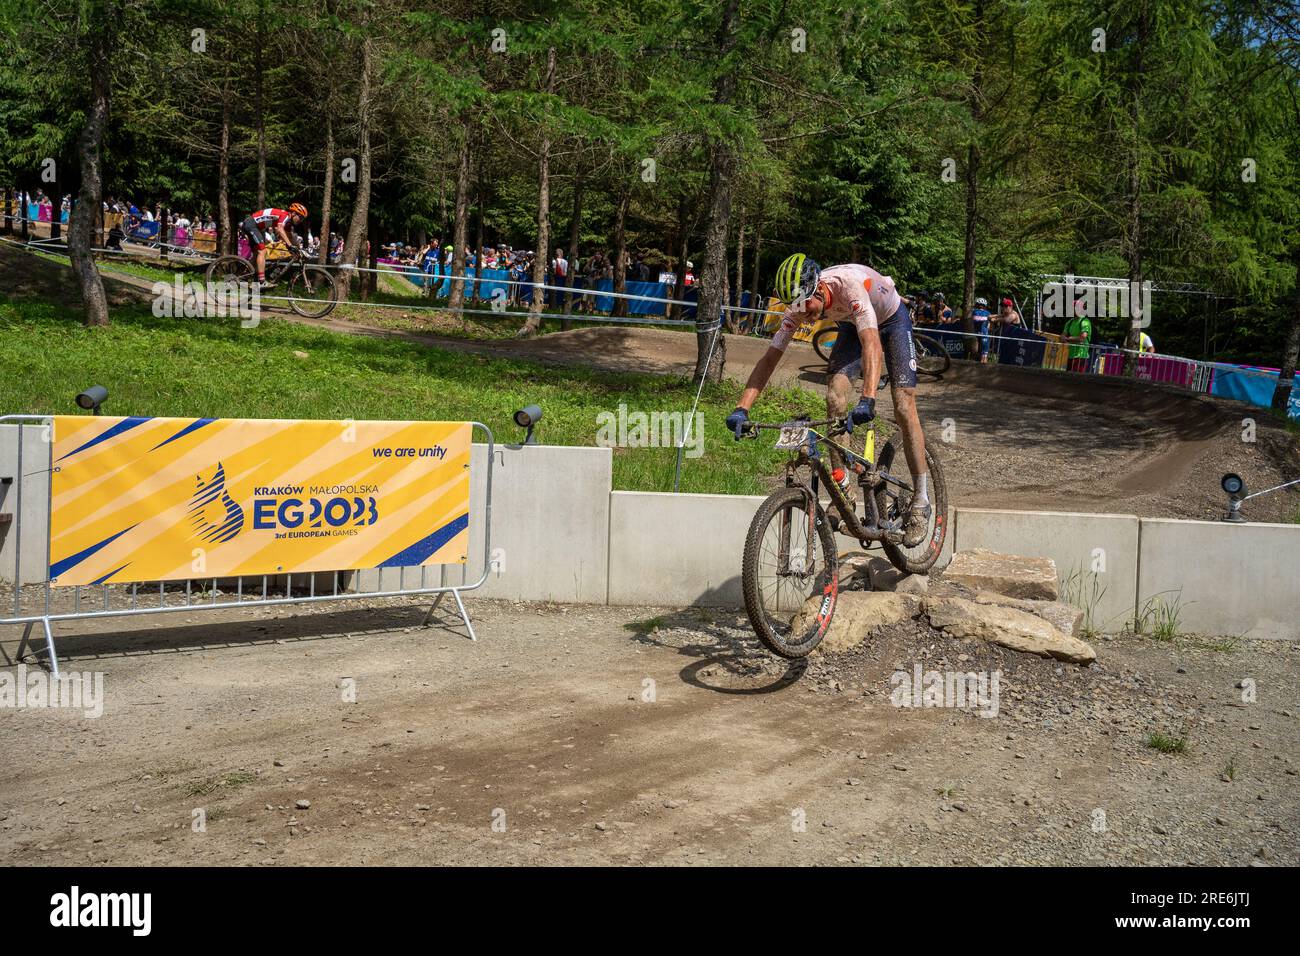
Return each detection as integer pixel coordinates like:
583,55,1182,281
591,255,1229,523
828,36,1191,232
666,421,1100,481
623,606,808,696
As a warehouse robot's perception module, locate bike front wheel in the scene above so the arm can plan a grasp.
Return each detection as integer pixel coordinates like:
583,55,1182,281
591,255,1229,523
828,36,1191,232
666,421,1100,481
288,265,339,318
741,487,839,658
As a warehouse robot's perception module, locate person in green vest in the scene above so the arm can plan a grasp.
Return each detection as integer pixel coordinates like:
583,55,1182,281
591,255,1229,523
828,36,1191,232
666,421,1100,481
1063,301,1092,373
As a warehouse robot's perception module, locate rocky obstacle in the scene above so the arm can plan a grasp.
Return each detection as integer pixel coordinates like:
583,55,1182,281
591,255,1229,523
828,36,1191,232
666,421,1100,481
941,548,1059,601
967,590,1083,638
924,595,1096,664
791,591,924,654
793,548,1096,662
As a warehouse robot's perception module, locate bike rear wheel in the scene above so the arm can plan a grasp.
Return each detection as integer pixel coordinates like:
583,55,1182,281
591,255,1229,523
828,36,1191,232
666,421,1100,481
742,487,839,658
913,332,951,376
873,434,948,574
288,265,339,318
205,254,253,285
812,326,838,362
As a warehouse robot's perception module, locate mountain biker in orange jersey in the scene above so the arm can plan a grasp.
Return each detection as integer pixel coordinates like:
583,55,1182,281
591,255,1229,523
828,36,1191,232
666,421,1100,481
241,203,308,286
726,254,933,548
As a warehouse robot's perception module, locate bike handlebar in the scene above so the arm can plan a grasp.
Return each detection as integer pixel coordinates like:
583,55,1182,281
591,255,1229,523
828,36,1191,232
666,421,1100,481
741,417,849,437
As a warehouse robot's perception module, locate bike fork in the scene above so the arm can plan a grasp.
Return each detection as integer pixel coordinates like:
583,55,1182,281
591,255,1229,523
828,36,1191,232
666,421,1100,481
777,506,792,574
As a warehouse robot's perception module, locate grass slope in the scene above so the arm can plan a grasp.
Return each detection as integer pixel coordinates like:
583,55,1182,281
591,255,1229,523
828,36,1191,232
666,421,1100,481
1,295,823,495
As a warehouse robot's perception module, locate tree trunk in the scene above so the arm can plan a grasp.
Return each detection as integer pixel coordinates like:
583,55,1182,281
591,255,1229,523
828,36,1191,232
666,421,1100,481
694,195,725,369
749,223,763,309
520,46,557,337
562,166,583,329
611,185,629,319
364,213,378,299
732,211,746,329
320,0,337,265
959,0,985,361
472,155,486,302
448,119,472,311
438,176,446,238
339,34,373,298
1273,245,1300,411
357,222,369,300
692,0,740,382
217,82,232,255
49,164,61,242
318,110,335,264
960,140,980,359
255,3,267,209
670,196,689,320
1121,6,1149,374
3,186,13,234
69,8,114,328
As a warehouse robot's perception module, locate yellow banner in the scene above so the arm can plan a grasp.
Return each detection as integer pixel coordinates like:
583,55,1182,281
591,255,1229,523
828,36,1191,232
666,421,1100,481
49,416,471,586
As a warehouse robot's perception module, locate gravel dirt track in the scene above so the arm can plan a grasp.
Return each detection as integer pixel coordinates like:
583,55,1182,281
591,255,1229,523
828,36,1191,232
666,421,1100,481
2,598,1296,866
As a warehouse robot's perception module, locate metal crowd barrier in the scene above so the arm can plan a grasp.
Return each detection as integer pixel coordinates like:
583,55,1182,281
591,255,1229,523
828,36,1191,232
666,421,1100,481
0,414,495,678
917,324,1286,404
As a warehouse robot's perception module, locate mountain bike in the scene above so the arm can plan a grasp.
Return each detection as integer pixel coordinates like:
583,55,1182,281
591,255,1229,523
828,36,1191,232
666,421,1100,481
205,245,339,318
811,325,952,377
737,415,948,658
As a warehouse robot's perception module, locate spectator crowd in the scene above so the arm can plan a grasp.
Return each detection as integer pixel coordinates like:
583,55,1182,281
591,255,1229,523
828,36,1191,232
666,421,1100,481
378,238,674,312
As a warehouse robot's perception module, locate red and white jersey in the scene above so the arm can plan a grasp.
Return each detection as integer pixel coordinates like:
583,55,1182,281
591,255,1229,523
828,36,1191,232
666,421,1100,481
771,263,902,352
249,208,292,228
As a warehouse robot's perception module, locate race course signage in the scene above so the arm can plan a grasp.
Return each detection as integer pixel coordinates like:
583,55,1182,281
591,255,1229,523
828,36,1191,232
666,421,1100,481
49,416,472,586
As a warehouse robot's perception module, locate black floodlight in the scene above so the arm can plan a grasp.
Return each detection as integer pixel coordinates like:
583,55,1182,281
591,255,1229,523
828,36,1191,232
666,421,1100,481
1221,473,1247,522
75,385,108,415
513,405,542,445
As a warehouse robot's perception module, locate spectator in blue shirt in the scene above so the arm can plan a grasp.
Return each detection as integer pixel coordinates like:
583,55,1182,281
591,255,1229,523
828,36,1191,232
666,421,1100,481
972,297,992,362
508,257,528,307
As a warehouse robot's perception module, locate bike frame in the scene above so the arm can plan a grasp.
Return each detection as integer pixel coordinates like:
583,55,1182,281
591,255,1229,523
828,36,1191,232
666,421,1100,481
749,418,913,551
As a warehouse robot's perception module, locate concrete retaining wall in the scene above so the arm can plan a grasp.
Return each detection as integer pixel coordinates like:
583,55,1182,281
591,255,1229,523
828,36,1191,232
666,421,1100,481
953,507,1140,630
4,429,1294,638
607,490,765,606
608,492,955,607
355,443,612,604
1137,518,1300,640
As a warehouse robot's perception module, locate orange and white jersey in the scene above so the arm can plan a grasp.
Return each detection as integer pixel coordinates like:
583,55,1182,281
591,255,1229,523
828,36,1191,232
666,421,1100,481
771,264,901,352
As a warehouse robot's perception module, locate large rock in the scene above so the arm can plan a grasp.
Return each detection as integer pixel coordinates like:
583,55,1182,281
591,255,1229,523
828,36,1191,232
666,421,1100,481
839,553,877,589
925,596,1095,664
789,590,924,654
942,548,1059,601
867,556,930,595
970,590,1083,638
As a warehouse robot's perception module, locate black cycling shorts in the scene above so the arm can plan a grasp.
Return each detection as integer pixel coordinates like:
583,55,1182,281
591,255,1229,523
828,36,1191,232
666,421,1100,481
240,216,269,250
826,301,918,388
